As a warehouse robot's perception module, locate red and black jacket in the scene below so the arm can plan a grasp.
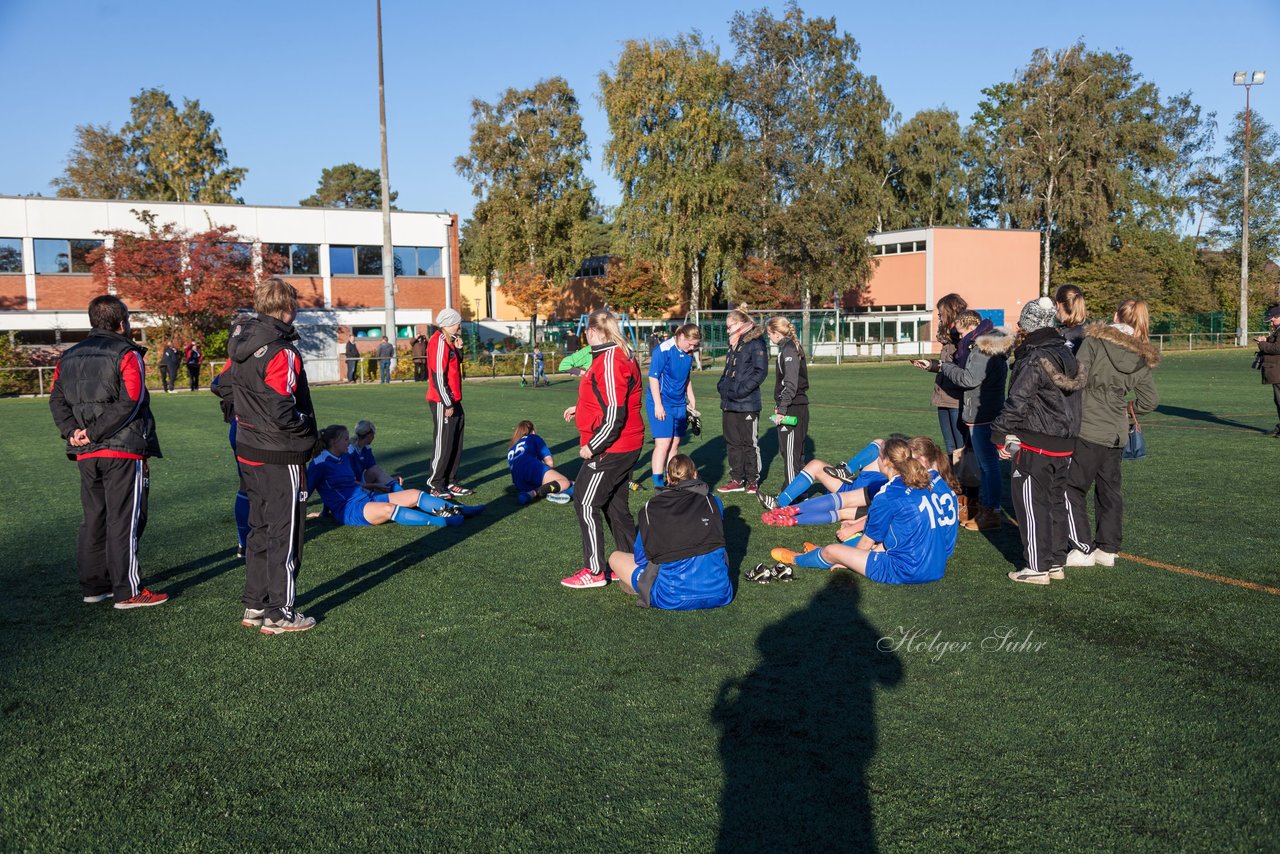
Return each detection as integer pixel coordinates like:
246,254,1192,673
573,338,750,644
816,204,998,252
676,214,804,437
213,315,318,465
426,329,462,405
576,342,644,455
49,330,161,461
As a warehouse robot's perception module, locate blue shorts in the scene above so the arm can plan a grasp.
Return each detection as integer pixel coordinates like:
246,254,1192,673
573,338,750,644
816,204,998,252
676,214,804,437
341,490,389,526
864,550,939,585
646,397,687,439
511,461,551,494
839,471,889,496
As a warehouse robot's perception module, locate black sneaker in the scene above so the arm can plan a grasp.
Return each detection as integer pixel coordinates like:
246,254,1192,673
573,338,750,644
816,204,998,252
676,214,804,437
745,564,775,584
429,505,461,518
756,491,779,512
236,544,245,560
448,483,476,496
771,562,795,582
430,488,455,500
823,463,856,484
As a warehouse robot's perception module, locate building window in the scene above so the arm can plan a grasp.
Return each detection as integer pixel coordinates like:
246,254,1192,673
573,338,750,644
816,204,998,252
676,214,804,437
330,245,356,275
417,247,442,277
356,246,383,275
266,243,320,275
0,238,20,273
34,238,102,274
914,240,927,252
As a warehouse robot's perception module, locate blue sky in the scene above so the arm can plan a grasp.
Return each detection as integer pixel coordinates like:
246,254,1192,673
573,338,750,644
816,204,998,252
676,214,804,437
1,0,1277,219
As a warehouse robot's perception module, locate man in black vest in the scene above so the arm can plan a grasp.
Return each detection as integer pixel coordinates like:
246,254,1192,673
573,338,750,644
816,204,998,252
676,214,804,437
50,295,168,609
213,278,319,634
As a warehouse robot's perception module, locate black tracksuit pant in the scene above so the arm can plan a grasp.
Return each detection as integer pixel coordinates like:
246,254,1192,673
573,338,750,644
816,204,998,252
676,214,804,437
187,364,200,391
77,457,149,600
159,365,174,392
722,411,761,483
1009,447,1072,573
1063,437,1124,555
241,462,307,620
413,361,427,382
428,400,465,491
776,404,809,485
574,449,640,575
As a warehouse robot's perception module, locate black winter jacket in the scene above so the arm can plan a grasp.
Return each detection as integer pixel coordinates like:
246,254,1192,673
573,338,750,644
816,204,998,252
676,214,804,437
773,337,809,414
213,315,318,465
717,324,768,412
992,328,1085,453
50,330,161,460
1258,324,1280,385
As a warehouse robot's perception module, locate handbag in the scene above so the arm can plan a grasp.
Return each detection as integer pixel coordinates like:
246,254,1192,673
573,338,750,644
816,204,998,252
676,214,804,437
1122,402,1146,461
956,445,982,488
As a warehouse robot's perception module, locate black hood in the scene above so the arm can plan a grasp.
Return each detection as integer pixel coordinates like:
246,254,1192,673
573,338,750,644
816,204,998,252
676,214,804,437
227,315,297,364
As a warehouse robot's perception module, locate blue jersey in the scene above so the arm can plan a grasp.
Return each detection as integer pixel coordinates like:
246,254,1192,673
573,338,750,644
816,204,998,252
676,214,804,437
349,444,376,482
861,473,958,584
507,434,552,492
307,450,365,517
648,338,693,405
631,495,733,611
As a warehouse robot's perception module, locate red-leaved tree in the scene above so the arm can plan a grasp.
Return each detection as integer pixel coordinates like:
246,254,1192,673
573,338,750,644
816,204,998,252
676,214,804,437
88,212,284,339
499,262,562,342
735,256,801,308
598,257,674,317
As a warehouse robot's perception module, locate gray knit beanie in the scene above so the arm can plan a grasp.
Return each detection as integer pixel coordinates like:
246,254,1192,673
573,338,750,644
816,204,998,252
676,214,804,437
1018,297,1057,333
436,308,462,328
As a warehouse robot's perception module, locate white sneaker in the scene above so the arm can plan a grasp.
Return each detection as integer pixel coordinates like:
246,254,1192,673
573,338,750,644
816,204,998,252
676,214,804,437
1008,568,1050,585
1093,551,1117,567
1065,549,1095,567
1046,566,1065,580
241,608,267,627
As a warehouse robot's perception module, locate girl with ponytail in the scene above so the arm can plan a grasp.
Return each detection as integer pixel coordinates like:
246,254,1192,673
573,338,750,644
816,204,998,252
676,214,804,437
775,438,958,584
765,316,810,491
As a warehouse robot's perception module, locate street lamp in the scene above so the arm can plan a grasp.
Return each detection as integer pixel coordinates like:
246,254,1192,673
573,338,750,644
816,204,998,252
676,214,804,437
1233,70,1266,346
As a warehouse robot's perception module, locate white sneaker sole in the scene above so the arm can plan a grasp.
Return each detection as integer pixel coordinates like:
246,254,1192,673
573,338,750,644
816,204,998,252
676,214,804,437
1093,552,1117,567
1008,571,1051,585
82,593,114,604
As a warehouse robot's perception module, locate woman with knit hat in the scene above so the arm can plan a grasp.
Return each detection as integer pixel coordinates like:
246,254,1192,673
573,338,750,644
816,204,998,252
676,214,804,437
426,308,473,498
992,297,1085,585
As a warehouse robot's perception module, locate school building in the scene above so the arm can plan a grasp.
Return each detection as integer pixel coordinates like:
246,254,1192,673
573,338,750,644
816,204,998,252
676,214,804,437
0,196,460,380
461,226,1040,355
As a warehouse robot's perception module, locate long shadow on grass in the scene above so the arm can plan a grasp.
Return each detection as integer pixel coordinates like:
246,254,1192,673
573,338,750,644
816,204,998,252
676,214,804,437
689,436,727,488
713,574,902,852
721,505,750,594
1153,404,1270,433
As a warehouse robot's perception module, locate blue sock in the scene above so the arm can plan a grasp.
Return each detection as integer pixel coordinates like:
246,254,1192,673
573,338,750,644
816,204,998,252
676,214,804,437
456,503,486,518
795,507,841,525
652,473,665,488
840,532,864,546
795,547,834,570
389,506,451,527
517,491,534,505
795,493,842,516
234,490,250,548
845,441,880,474
416,492,450,513
777,471,814,507
563,484,575,499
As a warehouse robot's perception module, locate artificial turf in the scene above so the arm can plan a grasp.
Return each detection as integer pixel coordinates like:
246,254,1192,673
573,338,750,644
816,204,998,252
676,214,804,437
1,348,1276,851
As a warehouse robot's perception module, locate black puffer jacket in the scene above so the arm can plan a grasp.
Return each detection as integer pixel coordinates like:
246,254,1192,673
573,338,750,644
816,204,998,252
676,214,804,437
717,323,768,412
49,330,161,460
213,315,318,464
992,327,1085,453
1258,323,1280,385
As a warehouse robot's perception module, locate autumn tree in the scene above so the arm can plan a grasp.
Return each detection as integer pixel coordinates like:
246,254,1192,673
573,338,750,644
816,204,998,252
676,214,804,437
885,108,970,229
52,88,246,202
598,258,673,317
601,33,743,316
300,163,398,209
455,77,595,339
730,3,891,309
88,211,281,339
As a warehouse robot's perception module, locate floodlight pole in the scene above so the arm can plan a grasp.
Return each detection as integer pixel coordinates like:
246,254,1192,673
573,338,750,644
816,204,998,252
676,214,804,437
377,0,396,343
1234,71,1265,347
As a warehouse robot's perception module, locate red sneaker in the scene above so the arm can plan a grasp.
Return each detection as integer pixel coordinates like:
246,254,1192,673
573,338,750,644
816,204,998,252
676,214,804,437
745,481,760,494
113,588,169,610
762,511,798,527
717,480,746,493
561,567,607,589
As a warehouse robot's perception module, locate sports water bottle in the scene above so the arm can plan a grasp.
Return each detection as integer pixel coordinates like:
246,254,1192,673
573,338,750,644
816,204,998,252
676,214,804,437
772,414,799,426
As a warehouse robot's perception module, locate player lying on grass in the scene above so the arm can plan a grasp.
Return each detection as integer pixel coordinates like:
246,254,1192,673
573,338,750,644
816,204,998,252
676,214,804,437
771,437,958,584
507,420,573,505
307,424,485,526
604,454,734,611
757,436,904,527
349,419,404,493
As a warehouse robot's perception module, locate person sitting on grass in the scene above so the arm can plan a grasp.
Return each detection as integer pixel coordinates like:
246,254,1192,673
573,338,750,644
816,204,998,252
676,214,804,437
771,438,958,584
605,454,733,611
349,419,404,493
307,425,484,527
507,420,573,505
758,436,904,527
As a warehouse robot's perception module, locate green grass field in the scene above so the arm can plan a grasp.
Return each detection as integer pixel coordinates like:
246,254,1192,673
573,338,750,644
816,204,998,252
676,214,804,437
2,349,1277,851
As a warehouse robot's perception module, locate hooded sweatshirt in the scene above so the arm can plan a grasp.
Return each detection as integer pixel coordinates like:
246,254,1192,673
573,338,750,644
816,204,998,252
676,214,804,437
1074,323,1160,448
213,315,318,465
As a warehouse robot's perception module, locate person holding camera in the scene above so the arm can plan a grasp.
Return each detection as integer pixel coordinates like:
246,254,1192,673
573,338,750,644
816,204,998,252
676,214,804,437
1257,304,1280,437
426,308,472,498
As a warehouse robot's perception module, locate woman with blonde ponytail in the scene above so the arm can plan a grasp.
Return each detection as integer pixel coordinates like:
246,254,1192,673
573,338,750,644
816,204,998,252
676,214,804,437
560,309,646,589
764,316,810,492
780,438,958,584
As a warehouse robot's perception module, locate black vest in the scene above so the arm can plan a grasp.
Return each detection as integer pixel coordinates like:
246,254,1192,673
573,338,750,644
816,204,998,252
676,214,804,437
54,330,160,459
637,479,725,564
